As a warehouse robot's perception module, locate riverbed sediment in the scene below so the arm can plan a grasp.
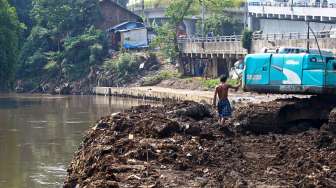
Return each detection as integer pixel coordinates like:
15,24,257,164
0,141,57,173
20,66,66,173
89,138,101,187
64,99,336,188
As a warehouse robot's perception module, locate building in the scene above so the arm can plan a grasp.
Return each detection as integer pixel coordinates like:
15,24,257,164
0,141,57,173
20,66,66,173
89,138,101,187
97,0,143,31
106,22,148,50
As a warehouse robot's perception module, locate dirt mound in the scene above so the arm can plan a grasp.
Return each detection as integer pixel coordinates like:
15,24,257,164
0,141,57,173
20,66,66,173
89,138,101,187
231,96,336,134
64,100,336,188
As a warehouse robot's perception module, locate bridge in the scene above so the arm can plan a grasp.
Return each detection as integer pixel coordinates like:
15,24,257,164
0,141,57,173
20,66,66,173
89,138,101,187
248,2,336,22
247,2,336,34
178,31,336,78
127,2,197,36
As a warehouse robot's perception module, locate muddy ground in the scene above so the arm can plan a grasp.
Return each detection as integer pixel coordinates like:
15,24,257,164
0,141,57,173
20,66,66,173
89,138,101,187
64,99,336,188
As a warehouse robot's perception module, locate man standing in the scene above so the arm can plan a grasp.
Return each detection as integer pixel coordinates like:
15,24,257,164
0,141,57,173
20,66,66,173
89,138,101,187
213,75,241,126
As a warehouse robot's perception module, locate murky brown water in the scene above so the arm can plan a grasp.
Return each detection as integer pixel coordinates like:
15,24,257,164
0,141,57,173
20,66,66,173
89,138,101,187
0,94,157,188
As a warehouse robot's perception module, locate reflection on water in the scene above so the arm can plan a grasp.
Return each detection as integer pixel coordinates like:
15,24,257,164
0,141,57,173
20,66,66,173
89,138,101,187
0,94,157,188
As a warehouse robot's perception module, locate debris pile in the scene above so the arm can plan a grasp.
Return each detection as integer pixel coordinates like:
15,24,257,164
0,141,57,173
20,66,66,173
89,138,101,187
64,99,336,188
231,96,336,134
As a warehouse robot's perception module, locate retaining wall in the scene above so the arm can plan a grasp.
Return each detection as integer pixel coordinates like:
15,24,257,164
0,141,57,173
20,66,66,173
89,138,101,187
94,86,214,104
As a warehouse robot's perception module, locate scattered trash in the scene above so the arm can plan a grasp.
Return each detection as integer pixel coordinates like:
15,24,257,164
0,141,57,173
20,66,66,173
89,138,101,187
64,99,336,188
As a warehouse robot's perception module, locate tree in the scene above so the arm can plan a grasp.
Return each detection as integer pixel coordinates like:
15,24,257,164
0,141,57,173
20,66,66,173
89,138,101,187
164,0,193,62
242,29,253,53
0,0,21,90
17,0,107,84
9,0,32,40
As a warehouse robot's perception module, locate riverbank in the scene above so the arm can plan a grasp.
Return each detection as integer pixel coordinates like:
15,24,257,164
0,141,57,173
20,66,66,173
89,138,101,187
64,100,336,187
94,86,307,105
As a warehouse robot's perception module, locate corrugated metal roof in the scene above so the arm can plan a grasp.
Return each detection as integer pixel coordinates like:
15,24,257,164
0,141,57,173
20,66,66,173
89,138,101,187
106,21,146,33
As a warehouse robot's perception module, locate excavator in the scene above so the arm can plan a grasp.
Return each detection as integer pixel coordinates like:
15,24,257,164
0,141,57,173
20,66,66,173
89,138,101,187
236,23,336,134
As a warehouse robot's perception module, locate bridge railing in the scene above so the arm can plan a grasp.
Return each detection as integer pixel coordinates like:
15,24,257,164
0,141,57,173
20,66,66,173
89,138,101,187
178,35,243,43
248,2,336,8
178,31,333,43
128,2,168,12
252,31,332,41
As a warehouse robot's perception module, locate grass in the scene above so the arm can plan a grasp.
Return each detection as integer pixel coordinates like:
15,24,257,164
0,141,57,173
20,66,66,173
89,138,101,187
201,78,240,89
142,70,181,86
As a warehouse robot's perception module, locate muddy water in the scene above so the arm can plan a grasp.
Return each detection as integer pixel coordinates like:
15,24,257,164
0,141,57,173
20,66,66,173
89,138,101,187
0,94,157,188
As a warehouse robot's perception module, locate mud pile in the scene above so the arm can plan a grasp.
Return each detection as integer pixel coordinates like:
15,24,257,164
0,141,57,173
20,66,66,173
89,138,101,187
64,100,336,188
231,96,336,134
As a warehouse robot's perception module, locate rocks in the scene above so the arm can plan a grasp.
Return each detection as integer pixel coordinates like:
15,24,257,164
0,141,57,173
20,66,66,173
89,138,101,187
64,100,336,188
153,120,180,138
170,103,212,120
92,121,110,130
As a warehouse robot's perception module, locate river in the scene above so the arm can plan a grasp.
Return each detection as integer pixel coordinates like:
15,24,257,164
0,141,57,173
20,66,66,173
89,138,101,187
0,94,157,188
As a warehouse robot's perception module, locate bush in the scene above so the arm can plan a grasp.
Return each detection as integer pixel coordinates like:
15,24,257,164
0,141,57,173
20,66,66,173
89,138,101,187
142,70,180,86
201,78,239,89
18,26,107,82
103,52,141,80
201,78,220,89
150,23,178,63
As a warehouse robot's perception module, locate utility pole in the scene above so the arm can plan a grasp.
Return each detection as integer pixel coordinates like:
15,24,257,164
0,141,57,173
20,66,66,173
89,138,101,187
307,21,310,53
244,0,248,30
201,0,205,37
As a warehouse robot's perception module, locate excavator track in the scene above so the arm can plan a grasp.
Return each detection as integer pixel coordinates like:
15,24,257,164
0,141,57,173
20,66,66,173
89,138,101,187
230,96,336,134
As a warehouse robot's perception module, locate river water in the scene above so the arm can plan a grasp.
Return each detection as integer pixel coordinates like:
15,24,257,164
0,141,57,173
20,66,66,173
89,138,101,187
0,94,156,188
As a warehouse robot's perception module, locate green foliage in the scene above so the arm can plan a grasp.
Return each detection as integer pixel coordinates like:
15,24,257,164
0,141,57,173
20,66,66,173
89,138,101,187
17,0,107,83
103,52,141,79
9,0,32,43
0,0,21,90
201,78,239,89
142,70,180,86
165,0,193,26
201,78,220,89
197,13,243,36
242,29,253,53
31,0,101,34
157,0,242,64
151,23,178,62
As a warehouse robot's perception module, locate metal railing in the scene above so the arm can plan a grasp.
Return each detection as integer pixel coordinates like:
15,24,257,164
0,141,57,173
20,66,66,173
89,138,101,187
252,31,332,41
178,30,334,43
127,3,168,12
178,35,243,43
248,2,336,8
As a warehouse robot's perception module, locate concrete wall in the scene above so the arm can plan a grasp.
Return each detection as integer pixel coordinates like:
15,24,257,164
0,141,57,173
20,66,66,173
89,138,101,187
258,19,336,33
251,38,336,53
179,41,247,56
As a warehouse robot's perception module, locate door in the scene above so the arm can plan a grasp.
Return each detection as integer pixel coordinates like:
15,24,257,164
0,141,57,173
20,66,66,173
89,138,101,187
244,54,270,85
270,54,285,85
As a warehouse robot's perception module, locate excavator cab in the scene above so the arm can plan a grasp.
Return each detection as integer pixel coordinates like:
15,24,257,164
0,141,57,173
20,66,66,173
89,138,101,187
243,49,336,94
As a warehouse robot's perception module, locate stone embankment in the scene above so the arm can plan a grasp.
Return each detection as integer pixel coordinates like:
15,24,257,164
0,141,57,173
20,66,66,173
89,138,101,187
94,86,304,105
